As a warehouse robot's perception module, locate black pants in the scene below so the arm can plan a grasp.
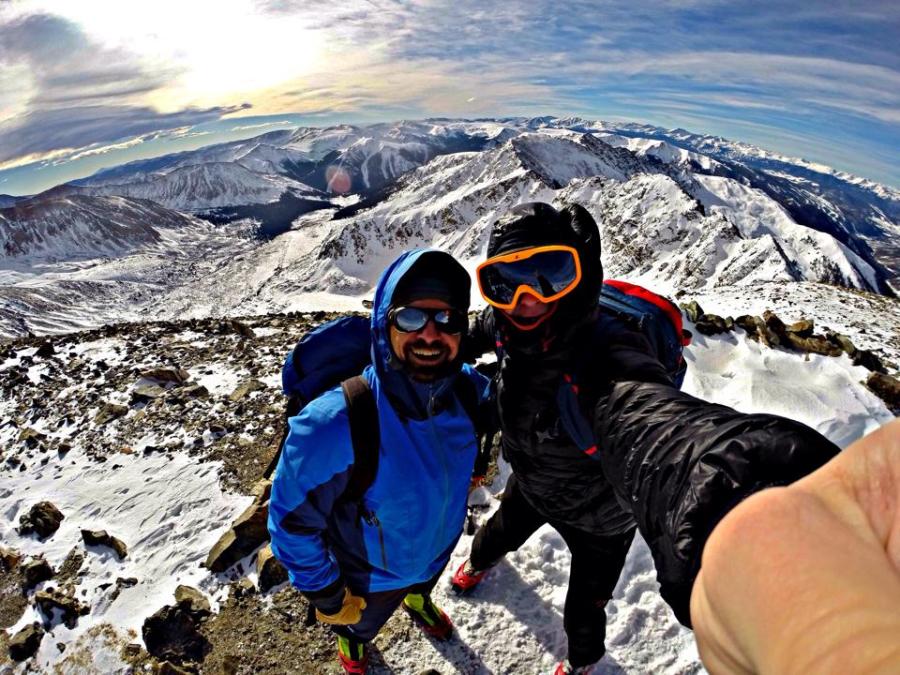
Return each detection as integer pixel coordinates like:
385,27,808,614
471,476,635,668
333,569,443,643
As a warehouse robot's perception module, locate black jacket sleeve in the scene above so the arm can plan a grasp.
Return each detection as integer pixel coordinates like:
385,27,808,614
593,380,840,627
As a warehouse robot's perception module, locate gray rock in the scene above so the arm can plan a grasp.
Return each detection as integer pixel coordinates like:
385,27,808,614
18,501,65,539
694,313,730,335
81,529,128,560
680,300,704,323
140,367,190,384
34,589,89,628
94,402,129,425
256,545,288,593
22,557,54,588
866,372,900,409
8,622,44,661
175,585,211,618
228,379,265,403
785,319,814,338
142,605,209,664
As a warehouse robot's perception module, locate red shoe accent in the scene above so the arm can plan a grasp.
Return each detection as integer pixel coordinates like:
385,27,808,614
338,651,368,674
450,560,487,593
410,604,454,640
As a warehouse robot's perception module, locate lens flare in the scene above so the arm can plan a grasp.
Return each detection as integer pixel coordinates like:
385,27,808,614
326,165,352,194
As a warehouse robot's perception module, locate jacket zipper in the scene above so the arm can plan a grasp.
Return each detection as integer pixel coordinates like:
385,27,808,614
427,386,450,547
362,508,388,569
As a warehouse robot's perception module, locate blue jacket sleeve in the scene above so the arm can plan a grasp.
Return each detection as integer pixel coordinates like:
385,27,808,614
267,387,354,594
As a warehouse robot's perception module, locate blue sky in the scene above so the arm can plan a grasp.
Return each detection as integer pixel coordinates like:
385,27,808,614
1,0,898,195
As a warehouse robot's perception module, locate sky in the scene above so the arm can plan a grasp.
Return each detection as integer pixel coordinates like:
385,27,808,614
0,0,898,195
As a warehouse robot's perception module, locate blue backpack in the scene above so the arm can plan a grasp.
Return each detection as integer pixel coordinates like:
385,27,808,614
554,279,692,456
267,316,489,503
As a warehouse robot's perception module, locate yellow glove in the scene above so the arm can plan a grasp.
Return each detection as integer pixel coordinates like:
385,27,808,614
315,588,367,625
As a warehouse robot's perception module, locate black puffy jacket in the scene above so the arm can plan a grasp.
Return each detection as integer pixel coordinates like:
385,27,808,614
471,304,840,626
475,201,841,626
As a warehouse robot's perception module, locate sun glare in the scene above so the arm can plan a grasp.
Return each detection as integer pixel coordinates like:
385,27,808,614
22,0,330,111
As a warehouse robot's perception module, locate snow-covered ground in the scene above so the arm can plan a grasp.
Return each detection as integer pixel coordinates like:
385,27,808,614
1,282,894,673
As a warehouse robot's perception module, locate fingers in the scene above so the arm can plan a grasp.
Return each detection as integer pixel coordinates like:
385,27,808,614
692,419,900,674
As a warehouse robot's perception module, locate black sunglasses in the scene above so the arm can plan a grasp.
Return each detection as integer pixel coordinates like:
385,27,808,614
389,306,467,334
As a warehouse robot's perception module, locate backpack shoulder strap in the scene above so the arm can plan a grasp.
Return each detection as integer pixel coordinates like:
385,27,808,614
340,375,380,505
452,375,482,435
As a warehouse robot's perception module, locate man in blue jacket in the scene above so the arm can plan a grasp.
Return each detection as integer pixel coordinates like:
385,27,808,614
267,249,489,674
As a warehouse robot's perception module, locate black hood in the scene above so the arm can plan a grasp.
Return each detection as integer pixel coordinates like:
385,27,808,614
486,202,603,350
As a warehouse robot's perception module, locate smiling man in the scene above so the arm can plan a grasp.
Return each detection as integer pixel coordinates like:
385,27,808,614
267,249,489,674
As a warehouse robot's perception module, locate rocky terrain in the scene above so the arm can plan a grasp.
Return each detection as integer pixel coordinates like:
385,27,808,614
1,285,897,673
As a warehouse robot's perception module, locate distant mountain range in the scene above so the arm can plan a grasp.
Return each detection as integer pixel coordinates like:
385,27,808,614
1,117,898,338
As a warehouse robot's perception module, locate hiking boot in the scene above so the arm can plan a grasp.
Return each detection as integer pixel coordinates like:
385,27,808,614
553,659,596,675
402,592,454,640
450,559,488,593
336,635,368,674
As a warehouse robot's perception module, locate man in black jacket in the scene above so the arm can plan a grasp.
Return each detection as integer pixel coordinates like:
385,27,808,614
451,202,840,675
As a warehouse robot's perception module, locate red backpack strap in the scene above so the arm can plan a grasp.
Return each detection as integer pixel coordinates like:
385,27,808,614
604,279,691,346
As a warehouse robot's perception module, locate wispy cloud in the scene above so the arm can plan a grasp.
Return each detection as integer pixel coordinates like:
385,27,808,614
1,0,898,187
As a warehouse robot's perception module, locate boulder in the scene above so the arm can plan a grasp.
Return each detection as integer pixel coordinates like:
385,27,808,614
762,310,787,339
785,319,815,338
0,545,22,571
853,350,887,374
251,479,273,502
228,379,265,403
131,382,168,402
694,313,731,336
734,315,758,335
205,500,270,572
8,622,44,661
826,332,857,356
140,367,190,385
22,558,54,588
180,384,209,399
81,529,128,560
142,605,209,664
784,334,843,357
256,545,288,592
36,342,56,358
19,428,47,448
175,585,211,618
34,589,89,628
227,320,255,339
18,501,65,539
94,402,129,425
866,373,900,409
679,301,704,323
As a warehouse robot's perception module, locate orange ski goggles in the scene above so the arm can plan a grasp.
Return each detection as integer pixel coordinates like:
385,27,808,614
476,245,582,310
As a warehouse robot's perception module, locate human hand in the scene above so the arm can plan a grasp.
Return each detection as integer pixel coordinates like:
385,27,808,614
315,588,367,625
691,418,900,674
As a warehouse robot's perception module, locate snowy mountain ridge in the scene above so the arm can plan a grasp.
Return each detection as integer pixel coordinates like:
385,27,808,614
0,117,897,339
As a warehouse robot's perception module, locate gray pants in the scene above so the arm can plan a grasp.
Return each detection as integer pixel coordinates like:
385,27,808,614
333,568,444,643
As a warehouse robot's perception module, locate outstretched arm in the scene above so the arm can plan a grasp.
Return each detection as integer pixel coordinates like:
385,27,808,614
691,418,900,675
592,380,840,625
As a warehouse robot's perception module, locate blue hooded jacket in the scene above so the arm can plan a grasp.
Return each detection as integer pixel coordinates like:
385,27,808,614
267,249,489,595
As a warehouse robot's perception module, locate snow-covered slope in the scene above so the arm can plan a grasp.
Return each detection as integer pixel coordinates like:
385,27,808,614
0,195,202,261
1,117,896,339
85,163,321,212
0,289,894,673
